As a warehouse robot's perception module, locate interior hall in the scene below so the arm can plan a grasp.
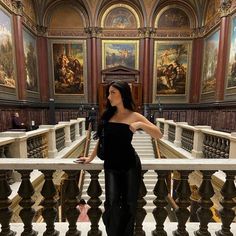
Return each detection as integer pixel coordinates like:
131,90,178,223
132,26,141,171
0,0,235,132
0,0,236,236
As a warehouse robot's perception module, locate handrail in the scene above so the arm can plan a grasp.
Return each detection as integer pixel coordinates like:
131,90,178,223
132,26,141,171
83,123,92,157
78,123,92,194
152,138,161,159
0,158,235,170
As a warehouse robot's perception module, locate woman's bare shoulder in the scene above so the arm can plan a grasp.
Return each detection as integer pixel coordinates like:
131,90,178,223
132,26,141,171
131,112,146,121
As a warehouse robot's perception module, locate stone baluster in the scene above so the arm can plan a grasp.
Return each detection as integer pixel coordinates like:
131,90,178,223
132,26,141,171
86,170,102,236
0,170,16,236
211,136,217,158
152,170,169,236
17,170,37,236
203,134,209,158
134,170,147,236
3,146,14,185
215,137,221,158
208,136,213,158
173,171,192,236
220,139,226,159
224,139,230,159
215,171,236,236
32,139,38,158
64,170,80,236
40,170,59,236
189,185,200,222
194,171,215,236
27,139,33,158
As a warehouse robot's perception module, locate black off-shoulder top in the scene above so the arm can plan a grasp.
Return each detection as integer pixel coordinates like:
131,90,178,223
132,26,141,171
103,122,137,170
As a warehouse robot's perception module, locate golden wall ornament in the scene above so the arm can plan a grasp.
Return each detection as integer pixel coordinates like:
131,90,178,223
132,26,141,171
220,0,232,17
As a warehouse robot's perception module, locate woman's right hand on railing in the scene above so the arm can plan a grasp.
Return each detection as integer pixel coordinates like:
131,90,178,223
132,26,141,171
75,156,94,164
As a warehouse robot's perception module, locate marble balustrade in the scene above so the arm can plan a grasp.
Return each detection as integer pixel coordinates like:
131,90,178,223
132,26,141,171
0,159,235,236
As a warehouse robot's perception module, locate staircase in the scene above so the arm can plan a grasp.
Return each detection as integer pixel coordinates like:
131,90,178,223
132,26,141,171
80,131,157,216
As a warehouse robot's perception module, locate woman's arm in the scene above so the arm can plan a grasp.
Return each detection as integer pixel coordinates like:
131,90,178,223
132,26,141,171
78,141,99,163
129,113,163,139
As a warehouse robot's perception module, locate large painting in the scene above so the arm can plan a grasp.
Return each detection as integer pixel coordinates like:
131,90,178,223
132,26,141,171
226,16,236,89
104,7,137,28
153,41,190,95
157,8,190,28
52,41,86,94
102,40,139,69
0,8,15,88
23,29,38,92
201,30,219,94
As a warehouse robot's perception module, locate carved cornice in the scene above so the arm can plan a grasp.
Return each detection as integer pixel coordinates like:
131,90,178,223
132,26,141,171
101,30,140,38
152,29,194,39
0,0,12,10
84,27,102,38
36,25,48,37
220,0,232,17
47,29,87,37
22,14,37,33
12,0,23,16
192,27,205,38
138,27,156,38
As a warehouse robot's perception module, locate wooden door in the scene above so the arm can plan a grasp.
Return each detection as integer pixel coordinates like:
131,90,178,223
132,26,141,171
131,83,142,113
98,83,109,116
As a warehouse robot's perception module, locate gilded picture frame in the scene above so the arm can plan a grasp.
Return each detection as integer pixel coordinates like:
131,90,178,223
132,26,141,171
153,41,191,98
226,15,236,93
23,28,39,93
0,7,15,89
201,30,220,94
102,40,139,69
51,40,87,95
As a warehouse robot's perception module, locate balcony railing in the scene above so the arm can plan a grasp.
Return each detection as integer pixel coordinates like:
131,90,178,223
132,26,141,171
0,118,86,159
157,118,236,159
0,159,235,236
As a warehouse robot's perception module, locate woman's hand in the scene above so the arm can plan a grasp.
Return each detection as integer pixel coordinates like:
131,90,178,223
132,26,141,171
129,121,141,133
77,156,93,164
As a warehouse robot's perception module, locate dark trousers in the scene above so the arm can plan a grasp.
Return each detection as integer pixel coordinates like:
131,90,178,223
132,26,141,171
102,159,141,236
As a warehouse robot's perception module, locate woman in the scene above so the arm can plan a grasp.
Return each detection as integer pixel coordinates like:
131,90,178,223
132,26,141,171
79,80,162,236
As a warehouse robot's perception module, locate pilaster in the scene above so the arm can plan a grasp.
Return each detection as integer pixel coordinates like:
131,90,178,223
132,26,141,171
138,27,155,103
12,0,26,100
37,25,49,102
215,1,231,101
84,27,102,103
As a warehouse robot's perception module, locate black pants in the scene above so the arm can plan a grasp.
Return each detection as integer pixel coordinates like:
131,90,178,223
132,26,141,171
102,159,141,236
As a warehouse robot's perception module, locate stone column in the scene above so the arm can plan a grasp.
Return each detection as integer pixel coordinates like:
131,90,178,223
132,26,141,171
37,25,49,103
189,33,204,103
138,28,155,104
215,1,231,101
84,27,102,104
12,0,26,101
